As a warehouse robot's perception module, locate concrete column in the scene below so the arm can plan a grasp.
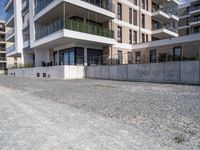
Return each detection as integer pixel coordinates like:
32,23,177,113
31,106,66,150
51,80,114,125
84,47,87,66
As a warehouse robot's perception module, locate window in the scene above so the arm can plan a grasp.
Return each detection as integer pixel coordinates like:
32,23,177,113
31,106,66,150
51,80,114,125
128,52,132,64
142,0,145,9
194,26,200,33
117,26,122,43
173,47,182,61
142,33,145,43
146,34,148,42
118,50,123,64
129,30,132,44
133,10,137,25
135,51,141,63
142,14,145,28
133,31,137,44
133,0,137,5
186,28,189,35
117,3,122,20
149,49,157,63
129,8,132,24
146,0,148,11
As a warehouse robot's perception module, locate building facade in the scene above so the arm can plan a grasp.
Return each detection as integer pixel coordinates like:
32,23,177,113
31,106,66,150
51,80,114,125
178,0,200,36
0,20,7,74
4,0,180,67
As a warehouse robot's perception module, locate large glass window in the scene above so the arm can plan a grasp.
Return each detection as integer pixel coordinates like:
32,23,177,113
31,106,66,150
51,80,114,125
135,51,141,63
129,8,132,24
118,50,123,64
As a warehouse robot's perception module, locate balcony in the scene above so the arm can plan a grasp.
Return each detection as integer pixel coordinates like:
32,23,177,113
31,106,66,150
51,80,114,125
190,5,200,14
36,19,114,40
152,23,178,39
152,7,178,22
23,40,30,48
35,0,114,15
5,8,14,27
190,16,200,26
0,57,6,62
5,28,15,42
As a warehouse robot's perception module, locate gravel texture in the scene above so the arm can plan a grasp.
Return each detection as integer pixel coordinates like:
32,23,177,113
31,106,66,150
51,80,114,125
0,75,200,149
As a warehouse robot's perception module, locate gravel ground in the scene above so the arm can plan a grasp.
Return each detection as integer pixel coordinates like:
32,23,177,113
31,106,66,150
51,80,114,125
0,75,200,149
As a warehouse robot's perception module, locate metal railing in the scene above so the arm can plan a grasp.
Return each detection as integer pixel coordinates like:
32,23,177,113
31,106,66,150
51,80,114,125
191,5,200,12
36,19,114,40
152,23,178,33
152,6,178,15
0,57,6,61
86,51,200,66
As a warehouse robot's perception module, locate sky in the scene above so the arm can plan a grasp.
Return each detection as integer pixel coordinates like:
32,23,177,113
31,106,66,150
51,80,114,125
0,0,190,21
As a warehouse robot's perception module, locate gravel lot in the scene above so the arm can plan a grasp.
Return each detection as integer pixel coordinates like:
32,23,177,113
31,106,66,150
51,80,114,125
0,75,200,149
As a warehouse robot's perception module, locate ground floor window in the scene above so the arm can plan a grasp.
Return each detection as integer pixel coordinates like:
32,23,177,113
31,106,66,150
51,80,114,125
149,49,157,63
173,46,182,61
135,51,141,63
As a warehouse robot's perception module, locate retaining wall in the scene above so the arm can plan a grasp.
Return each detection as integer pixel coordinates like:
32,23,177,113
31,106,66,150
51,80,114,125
8,66,85,80
86,60,200,84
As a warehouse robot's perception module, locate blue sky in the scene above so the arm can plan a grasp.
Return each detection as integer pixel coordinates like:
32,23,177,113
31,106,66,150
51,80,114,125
0,0,189,21
0,0,6,20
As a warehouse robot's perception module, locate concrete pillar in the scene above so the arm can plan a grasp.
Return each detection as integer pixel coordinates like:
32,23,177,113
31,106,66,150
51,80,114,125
84,47,87,66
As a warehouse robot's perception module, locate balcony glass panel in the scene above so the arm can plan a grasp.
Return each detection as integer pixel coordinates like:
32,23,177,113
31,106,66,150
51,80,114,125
6,44,15,53
5,7,14,21
35,19,114,40
35,0,54,15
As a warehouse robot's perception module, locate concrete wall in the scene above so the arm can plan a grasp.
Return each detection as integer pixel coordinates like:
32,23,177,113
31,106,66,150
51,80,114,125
86,60,200,84
8,66,85,80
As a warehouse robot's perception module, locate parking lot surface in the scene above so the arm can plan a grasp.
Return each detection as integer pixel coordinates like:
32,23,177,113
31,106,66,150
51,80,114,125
0,76,200,149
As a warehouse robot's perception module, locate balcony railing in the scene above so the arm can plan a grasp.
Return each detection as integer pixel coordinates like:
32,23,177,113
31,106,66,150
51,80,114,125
152,6,177,15
0,57,6,61
152,23,177,33
35,0,114,15
5,8,14,22
6,44,15,53
36,19,114,40
81,0,115,12
6,28,14,38
191,16,200,23
35,0,54,15
191,5,200,12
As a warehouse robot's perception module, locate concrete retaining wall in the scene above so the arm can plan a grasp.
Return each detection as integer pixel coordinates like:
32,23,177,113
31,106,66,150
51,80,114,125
86,60,200,84
8,66,85,80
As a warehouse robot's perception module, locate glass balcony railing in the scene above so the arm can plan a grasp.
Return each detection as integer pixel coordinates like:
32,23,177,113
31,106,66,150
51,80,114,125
35,0,54,15
152,23,178,33
6,28,14,38
6,44,15,53
81,0,115,12
5,8,14,22
36,19,114,40
35,0,114,15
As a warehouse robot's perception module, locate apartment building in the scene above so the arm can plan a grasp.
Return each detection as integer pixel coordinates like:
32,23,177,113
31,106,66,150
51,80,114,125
0,20,6,74
4,0,179,67
178,0,200,36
